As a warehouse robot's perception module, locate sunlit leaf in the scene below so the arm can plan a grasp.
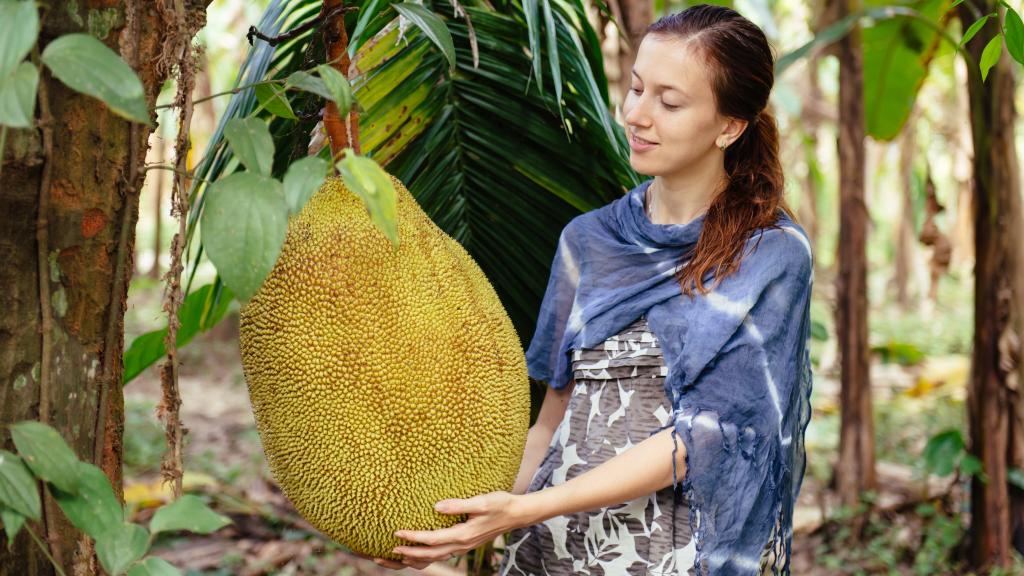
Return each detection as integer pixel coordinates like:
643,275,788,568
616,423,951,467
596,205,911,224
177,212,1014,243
1002,4,1024,65
391,2,456,72
862,0,950,140
961,13,994,48
980,33,1003,81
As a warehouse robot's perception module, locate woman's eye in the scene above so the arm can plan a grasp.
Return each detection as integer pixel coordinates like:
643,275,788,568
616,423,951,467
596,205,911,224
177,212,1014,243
630,87,642,94
663,103,680,110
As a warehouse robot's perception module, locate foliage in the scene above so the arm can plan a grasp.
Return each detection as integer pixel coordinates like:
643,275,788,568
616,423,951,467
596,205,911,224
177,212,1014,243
0,2,148,128
119,0,640,383
0,421,230,575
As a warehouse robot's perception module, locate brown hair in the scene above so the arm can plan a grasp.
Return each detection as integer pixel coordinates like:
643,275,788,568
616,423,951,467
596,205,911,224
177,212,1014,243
646,4,797,297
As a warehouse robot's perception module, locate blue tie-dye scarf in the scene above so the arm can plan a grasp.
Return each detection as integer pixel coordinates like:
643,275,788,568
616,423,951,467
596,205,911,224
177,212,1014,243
525,178,814,575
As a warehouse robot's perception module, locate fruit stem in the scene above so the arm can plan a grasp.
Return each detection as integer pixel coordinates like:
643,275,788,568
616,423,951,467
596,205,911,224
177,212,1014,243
322,0,362,166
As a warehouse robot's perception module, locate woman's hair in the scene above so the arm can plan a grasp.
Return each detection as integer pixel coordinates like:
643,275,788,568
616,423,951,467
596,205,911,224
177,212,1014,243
646,4,797,297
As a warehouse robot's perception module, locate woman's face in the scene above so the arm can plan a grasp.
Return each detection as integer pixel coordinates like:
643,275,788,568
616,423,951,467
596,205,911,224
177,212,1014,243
622,35,733,176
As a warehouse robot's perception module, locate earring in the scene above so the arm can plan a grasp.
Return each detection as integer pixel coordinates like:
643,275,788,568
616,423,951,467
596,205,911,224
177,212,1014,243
718,141,727,151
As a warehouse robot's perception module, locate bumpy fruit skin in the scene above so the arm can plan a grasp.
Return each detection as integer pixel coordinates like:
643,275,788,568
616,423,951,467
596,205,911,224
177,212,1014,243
238,175,531,560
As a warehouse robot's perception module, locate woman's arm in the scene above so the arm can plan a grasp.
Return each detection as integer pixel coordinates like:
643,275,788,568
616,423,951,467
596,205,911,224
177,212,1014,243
514,424,687,526
390,423,688,566
511,383,572,495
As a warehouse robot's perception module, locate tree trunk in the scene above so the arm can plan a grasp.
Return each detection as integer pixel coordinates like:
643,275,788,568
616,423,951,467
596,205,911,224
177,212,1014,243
958,2,1024,568
893,116,916,309
833,0,877,513
614,0,652,104
0,2,207,574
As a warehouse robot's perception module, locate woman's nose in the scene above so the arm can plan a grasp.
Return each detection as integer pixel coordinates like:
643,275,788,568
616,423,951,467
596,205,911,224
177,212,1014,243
624,97,651,128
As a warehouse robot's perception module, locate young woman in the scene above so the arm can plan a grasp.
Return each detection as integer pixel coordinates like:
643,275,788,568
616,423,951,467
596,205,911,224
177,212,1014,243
372,4,814,574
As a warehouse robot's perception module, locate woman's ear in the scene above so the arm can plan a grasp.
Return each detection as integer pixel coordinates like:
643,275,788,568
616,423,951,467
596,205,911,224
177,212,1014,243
719,117,749,147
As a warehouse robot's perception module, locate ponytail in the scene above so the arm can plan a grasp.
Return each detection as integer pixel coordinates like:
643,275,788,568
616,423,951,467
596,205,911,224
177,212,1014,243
675,108,796,297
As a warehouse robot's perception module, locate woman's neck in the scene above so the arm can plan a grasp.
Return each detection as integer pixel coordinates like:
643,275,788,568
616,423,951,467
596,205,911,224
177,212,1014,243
648,161,728,225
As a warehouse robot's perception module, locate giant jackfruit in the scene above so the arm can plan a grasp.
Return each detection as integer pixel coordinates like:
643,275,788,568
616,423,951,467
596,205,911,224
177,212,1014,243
238,174,531,560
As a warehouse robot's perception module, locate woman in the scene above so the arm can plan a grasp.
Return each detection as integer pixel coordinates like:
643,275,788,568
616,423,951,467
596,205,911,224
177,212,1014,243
371,4,814,574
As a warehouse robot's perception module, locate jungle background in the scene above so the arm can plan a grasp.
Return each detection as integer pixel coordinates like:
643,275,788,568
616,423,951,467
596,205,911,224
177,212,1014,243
1,0,1023,574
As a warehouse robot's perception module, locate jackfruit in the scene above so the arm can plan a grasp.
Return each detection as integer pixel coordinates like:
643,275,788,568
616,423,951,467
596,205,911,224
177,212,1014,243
238,174,531,561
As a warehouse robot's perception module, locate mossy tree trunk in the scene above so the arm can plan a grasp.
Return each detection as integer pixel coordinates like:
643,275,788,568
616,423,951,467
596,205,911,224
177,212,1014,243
0,2,207,574
958,2,1024,569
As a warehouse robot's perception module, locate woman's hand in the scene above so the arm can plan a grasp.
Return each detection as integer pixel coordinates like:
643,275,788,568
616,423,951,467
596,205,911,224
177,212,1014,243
391,491,525,566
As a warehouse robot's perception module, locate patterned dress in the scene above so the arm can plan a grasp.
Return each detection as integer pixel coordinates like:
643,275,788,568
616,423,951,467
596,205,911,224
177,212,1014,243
498,315,783,575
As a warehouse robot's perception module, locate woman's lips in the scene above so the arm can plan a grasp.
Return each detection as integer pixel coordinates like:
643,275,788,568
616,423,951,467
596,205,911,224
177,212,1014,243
630,133,658,152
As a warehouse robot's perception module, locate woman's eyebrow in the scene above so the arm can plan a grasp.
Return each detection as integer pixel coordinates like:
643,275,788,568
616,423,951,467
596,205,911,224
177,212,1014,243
631,68,685,94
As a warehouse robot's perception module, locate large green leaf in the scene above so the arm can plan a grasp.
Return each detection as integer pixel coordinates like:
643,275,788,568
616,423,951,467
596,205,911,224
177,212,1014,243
283,155,330,215
52,462,123,540
0,0,39,76
224,117,275,176
862,0,952,140
9,421,79,494
200,172,288,301
96,522,149,576
41,34,149,124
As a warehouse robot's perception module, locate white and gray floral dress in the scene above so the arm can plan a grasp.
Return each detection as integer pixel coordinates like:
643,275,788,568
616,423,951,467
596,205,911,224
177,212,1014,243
498,315,782,575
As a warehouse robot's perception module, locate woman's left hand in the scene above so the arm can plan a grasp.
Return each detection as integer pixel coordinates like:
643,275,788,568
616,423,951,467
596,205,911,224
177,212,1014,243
392,491,526,566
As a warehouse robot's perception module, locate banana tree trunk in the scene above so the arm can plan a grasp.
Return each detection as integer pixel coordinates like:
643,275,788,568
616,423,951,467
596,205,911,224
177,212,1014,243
833,0,877,516
958,1,1024,568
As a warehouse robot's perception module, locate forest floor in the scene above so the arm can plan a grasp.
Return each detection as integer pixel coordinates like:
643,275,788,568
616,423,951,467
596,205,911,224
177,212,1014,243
121,276,1023,576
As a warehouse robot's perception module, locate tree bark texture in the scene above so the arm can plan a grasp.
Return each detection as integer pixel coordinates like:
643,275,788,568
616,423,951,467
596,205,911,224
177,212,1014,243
958,2,1024,568
0,2,207,574
833,0,877,511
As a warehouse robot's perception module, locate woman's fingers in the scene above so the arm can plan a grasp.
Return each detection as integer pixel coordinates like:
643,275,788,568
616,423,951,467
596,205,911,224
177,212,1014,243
394,543,464,563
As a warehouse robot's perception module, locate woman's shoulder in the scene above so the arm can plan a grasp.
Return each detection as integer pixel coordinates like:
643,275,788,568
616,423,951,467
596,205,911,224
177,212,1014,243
743,211,814,278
